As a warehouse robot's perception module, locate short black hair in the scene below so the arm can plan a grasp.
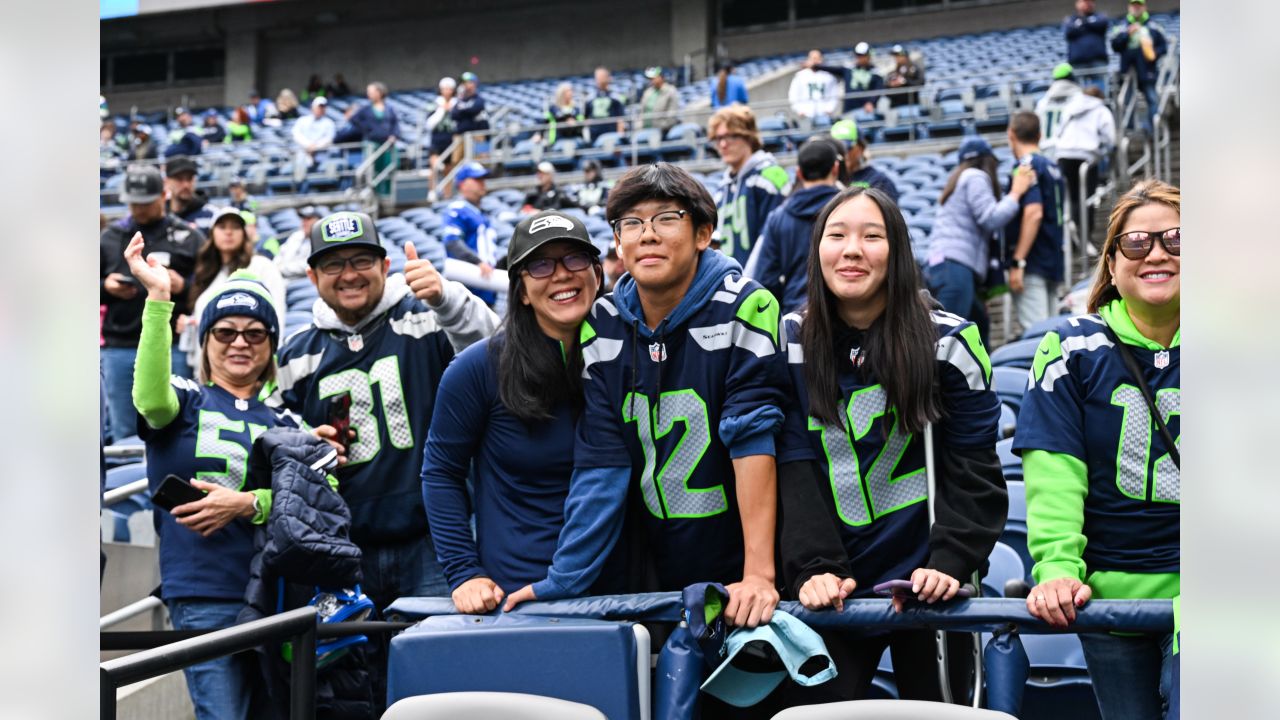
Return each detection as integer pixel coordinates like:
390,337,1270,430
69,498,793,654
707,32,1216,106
1009,111,1041,144
606,163,717,231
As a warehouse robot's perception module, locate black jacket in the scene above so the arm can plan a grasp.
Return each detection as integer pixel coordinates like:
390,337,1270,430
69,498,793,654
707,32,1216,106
99,214,201,347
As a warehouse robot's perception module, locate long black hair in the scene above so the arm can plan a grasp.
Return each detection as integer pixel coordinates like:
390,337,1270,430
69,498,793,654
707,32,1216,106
938,153,1002,206
801,186,942,435
497,257,605,424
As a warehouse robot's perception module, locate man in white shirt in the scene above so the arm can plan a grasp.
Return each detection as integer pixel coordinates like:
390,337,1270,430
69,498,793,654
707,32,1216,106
291,97,337,182
789,50,841,127
274,205,322,282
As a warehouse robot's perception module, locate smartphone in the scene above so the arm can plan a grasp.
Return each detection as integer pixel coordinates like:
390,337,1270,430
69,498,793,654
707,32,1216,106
328,394,352,453
872,579,973,599
152,474,207,512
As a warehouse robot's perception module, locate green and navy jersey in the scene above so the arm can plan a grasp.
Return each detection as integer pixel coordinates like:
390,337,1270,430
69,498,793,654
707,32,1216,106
1004,153,1066,281
1014,303,1180,574
575,256,789,590
778,310,1001,594
714,149,791,263
140,378,300,601
268,289,481,546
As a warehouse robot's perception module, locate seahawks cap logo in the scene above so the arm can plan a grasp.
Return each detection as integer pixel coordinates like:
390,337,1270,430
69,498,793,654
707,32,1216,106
322,215,364,243
216,292,259,310
529,215,576,234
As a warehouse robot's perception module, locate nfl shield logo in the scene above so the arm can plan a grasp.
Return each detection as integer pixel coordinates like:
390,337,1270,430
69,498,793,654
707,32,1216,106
849,346,864,368
1154,350,1170,369
649,342,666,362
347,333,364,352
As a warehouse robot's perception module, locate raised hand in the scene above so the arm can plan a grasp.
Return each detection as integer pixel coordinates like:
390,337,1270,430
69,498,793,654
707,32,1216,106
404,241,445,306
122,232,171,301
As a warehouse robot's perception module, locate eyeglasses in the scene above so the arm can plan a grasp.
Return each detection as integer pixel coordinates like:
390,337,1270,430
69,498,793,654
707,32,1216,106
612,210,688,241
1112,227,1180,260
315,254,379,276
523,251,595,279
208,327,270,345
709,132,748,146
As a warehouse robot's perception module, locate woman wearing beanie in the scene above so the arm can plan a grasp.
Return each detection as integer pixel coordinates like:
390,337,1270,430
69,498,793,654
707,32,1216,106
124,233,344,720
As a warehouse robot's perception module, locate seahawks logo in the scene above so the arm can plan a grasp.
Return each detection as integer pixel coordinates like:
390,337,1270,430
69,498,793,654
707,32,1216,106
529,215,576,234
322,215,364,243
216,292,258,310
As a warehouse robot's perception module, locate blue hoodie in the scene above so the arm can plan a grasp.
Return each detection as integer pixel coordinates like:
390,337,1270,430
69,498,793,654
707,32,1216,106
751,184,841,314
531,249,790,599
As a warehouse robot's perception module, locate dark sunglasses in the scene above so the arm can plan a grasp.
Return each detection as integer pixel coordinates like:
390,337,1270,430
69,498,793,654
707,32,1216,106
523,251,594,279
209,327,270,345
316,254,379,276
1113,227,1180,260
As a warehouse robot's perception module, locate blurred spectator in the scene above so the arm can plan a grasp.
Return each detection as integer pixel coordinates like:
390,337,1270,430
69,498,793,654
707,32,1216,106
710,60,749,108
788,49,841,125
1037,63,1115,234
601,244,624,292
840,42,886,114
1110,0,1167,134
302,74,326,103
573,158,610,215
1063,0,1111,88
224,107,253,144
638,66,679,131
165,157,214,234
542,82,583,145
101,123,126,171
425,76,459,202
100,94,109,120
128,123,158,161
582,66,626,141
451,72,490,135
245,89,277,125
886,44,925,107
923,137,1034,343
748,136,842,313
275,88,301,120
522,162,577,212
274,205,321,282
1005,111,1067,330
829,118,899,201
164,107,203,158
337,81,400,198
443,162,498,304
327,73,352,97
291,96,336,184
100,164,201,439
708,105,790,264
200,110,226,145
227,179,259,213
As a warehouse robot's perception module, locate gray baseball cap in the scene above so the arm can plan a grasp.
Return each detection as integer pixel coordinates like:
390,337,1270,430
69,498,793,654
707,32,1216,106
307,211,386,265
120,164,164,203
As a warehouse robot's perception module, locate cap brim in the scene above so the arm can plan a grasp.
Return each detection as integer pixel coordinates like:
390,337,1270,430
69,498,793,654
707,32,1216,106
508,235,599,270
307,243,388,265
700,652,787,708
120,191,162,204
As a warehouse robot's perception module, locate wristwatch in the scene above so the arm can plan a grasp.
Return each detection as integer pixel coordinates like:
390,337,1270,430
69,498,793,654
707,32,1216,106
1013,258,1027,270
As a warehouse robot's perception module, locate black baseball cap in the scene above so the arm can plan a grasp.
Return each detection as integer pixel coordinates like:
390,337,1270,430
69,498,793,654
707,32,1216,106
308,211,387,265
506,210,598,269
165,156,198,178
120,164,164,203
797,137,841,181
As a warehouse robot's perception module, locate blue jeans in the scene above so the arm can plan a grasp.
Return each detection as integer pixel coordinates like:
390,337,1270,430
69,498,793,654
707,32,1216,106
925,259,989,343
1120,77,1161,134
101,346,192,442
360,534,451,612
167,599,251,720
1079,631,1174,720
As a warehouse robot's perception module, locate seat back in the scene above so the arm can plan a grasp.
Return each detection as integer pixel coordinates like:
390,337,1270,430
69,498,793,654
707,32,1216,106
382,692,606,720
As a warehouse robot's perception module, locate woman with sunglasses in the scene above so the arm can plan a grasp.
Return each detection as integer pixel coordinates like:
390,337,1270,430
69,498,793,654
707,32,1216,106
422,210,607,613
777,187,1006,704
124,233,343,720
1016,180,1180,719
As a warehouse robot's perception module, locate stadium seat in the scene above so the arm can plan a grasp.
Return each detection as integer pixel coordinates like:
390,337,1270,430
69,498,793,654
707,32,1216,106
1019,315,1066,341
381,693,606,720
989,337,1040,369
998,402,1016,439
663,122,702,160
770,699,1016,719
991,366,1029,412
981,541,1026,598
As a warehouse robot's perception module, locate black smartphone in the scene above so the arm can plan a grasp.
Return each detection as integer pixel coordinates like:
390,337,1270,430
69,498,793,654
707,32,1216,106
152,474,207,512
329,394,352,453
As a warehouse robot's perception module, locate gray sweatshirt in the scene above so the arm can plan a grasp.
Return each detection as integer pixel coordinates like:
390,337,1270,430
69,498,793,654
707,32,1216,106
926,168,1022,275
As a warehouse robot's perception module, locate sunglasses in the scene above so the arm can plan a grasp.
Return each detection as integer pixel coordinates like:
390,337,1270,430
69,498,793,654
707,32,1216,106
523,251,594,279
1112,227,1180,260
208,327,270,345
315,254,380,276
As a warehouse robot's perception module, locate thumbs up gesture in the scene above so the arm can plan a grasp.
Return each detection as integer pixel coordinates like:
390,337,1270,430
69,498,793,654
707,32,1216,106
404,241,445,306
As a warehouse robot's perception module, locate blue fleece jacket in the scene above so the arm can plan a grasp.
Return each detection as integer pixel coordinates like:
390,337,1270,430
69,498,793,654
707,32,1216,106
752,183,840,314
336,103,400,144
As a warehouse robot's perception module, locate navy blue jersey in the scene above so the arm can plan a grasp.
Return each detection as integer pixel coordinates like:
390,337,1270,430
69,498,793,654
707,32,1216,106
576,255,789,590
1014,303,1180,574
778,310,1001,594
1005,153,1066,281
715,150,791,263
140,378,299,600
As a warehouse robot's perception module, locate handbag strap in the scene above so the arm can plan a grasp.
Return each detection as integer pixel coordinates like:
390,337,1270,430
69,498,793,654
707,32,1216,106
1105,327,1180,469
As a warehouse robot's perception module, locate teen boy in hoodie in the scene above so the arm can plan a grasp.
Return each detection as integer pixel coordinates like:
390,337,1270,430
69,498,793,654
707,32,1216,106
504,164,789,630
708,105,791,266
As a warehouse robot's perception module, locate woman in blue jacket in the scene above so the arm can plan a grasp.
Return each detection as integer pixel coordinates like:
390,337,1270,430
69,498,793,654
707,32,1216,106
339,81,400,197
422,210,604,613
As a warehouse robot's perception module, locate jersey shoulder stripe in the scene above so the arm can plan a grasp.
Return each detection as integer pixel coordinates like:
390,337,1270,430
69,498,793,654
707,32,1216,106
1031,313,1113,392
389,309,441,339
931,312,993,392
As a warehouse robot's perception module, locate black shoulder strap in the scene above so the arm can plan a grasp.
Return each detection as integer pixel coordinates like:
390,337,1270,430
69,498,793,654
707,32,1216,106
1105,326,1180,469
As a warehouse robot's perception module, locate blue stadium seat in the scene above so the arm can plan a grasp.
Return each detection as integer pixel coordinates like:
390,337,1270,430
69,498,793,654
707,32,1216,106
999,402,1016,439
981,541,1026,598
1019,315,1066,341
989,337,1040,369
992,366,1029,412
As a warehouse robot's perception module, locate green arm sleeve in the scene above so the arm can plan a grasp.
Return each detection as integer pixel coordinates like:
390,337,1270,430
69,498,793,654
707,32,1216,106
1025,448,1089,584
247,473,338,525
132,299,180,430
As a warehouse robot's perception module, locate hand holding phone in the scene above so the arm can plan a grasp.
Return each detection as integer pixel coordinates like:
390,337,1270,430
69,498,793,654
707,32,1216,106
329,394,352,453
152,474,208,512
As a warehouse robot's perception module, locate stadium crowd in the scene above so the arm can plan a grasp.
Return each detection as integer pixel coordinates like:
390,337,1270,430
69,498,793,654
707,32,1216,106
101,3,1178,718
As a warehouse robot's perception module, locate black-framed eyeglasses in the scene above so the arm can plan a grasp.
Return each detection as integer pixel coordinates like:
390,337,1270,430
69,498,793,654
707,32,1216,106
708,132,749,146
1113,227,1180,260
208,327,270,345
316,253,379,276
612,210,688,241
523,251,595,279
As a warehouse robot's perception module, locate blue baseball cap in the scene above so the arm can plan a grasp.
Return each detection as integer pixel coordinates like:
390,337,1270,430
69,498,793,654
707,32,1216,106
460,71,478,83
700,611,837,707
957,136,994,162
455,161,489,185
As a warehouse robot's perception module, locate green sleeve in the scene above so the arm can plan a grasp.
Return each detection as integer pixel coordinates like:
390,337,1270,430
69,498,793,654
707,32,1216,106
248,473,339,525
132,299,181,430
1025,448,1089,584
